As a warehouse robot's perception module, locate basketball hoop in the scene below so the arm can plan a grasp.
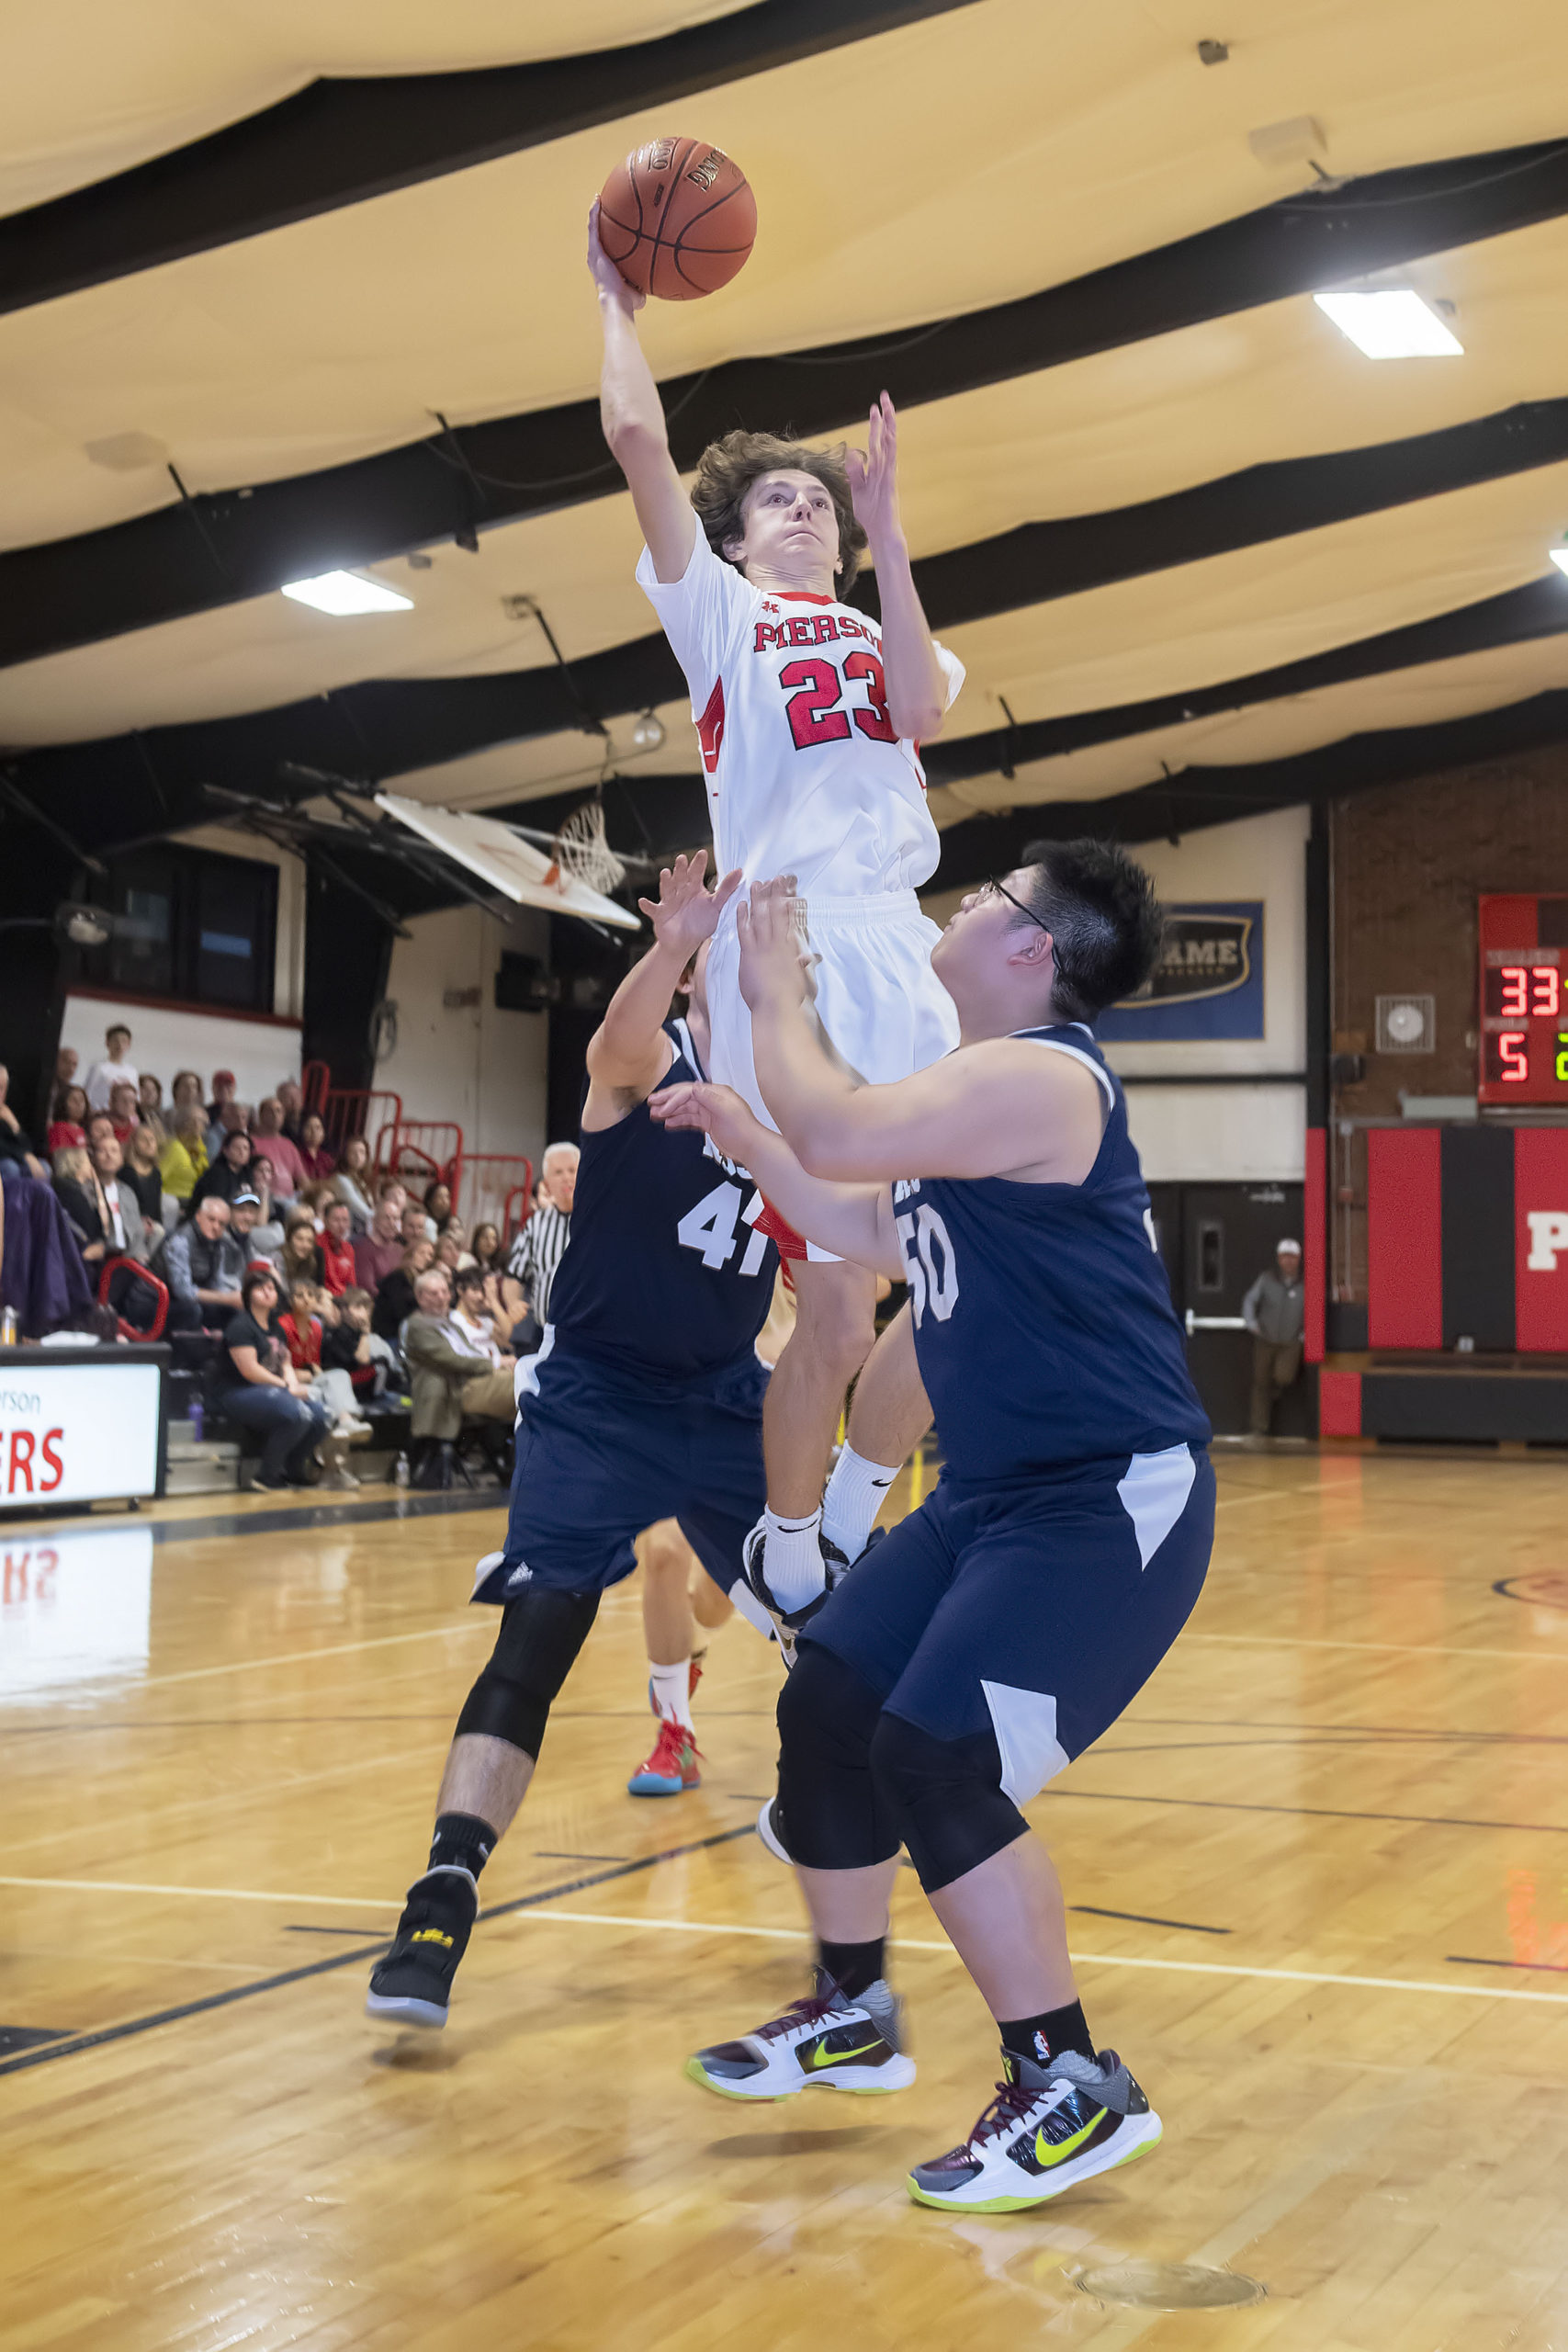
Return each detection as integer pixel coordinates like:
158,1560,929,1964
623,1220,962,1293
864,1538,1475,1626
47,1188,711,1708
548,799,626,899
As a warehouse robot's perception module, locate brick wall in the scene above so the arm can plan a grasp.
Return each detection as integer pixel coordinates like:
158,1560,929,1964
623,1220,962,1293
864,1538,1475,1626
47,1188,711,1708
1329,744,1568,1297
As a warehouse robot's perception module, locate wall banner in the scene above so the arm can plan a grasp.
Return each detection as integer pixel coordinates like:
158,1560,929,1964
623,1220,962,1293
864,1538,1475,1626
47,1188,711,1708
1096,901,1265,1042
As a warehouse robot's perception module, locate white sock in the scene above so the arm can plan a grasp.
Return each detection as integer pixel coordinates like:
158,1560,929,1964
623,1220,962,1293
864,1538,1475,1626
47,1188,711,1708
761,1507,827,1612
649,1657,693,1730
821,1445,900,1562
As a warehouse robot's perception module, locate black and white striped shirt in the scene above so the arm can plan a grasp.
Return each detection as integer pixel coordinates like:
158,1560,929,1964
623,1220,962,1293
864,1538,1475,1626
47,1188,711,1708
507,1202,570,1320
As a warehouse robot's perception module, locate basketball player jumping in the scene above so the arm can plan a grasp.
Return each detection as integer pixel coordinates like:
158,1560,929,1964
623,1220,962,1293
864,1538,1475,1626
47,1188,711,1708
592,206,951,1620
650,851,1215,2213
366,852,780,2026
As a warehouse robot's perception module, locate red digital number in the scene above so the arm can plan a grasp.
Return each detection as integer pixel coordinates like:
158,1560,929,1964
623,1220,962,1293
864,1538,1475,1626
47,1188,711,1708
1499,1032,1529,1083
1531,965,1561,1017
780,659,852,750
844,650,897,742
1499,966,1529,1015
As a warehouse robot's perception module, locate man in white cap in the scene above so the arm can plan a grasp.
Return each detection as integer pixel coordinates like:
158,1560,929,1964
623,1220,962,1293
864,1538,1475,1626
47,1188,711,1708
1241,1239,1304,1438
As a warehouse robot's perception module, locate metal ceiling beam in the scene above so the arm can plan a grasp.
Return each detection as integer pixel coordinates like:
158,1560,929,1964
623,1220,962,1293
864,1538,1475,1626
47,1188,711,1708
6,138,1568,667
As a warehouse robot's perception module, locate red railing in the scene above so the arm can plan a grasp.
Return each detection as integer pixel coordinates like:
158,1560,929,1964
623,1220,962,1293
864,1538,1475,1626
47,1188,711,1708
458,1155,534,1244
501,1183,534,1245
98,1255,169,1340
320,1088,401,1161
375,1120,464,1199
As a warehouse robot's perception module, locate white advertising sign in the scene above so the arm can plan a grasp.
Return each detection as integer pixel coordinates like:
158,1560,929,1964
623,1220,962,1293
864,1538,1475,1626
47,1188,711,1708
0,1361,163,1508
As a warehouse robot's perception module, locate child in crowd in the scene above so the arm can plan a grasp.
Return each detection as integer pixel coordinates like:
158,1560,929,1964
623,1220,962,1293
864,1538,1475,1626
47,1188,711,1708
322,1285,399,1406
279,1278,369,1438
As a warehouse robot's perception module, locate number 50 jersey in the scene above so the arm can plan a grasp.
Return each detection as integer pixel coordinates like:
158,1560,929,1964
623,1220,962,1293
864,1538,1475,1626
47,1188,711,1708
637,522,964,899
544,1018,779,1386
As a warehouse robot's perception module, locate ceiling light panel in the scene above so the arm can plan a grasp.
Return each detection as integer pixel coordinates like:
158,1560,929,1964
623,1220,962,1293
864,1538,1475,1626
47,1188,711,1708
281,570,413,615
1314,289,1463,359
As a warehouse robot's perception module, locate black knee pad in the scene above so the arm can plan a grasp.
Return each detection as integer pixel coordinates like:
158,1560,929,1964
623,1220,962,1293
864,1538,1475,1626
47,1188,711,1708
869,1710,1027,1894
776,1642,902,1871
454,1586,601,1760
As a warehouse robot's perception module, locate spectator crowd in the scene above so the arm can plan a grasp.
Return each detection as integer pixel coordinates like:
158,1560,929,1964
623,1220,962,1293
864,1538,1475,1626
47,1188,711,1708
0,1023,578,1493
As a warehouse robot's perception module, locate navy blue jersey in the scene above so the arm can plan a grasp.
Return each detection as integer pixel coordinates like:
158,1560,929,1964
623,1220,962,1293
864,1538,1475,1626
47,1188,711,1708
546,1018,777,1385
895,1023,1210,1483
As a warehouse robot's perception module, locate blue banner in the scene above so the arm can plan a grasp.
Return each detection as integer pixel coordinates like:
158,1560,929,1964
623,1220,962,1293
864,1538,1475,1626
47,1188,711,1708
1096,900,1265,1042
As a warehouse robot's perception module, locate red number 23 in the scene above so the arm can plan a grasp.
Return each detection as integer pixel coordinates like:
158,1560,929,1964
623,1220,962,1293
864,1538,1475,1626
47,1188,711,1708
780,653,897,751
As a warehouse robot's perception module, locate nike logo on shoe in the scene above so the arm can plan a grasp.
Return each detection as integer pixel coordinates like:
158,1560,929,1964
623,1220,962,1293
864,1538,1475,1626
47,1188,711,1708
808,2036,883,2068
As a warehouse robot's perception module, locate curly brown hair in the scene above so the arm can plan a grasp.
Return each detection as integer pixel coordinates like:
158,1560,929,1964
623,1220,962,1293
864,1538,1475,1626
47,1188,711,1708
692,431,868,592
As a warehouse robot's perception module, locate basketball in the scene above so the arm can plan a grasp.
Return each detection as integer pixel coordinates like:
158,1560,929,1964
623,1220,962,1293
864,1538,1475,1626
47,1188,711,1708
597,137,757,301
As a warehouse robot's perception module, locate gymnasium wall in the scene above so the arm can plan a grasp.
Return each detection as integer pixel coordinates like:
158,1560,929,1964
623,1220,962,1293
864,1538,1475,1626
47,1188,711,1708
1330,745,1568,1306
59,834,308,1109
373,902,551,1163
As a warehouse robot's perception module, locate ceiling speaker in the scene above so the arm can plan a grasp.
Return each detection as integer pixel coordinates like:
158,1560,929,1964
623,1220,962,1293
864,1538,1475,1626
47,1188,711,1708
1375,993,1436,1054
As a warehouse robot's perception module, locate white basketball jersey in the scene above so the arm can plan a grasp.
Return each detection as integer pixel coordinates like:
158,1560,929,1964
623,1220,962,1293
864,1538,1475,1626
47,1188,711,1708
637,522,964,898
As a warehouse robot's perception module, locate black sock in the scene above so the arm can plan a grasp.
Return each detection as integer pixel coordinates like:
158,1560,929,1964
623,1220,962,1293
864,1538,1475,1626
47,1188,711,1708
817,1938,886,1998
998,1999,1094,2068
428,1811,499,1883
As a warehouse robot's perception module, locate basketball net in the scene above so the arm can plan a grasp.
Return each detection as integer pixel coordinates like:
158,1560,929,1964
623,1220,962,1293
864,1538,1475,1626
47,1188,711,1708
546,799,625,899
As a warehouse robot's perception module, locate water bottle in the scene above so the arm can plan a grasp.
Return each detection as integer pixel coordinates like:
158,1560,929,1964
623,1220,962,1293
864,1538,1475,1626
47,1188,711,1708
394,1452,411,1489
189,1396,204,1442
0,1306,17,1347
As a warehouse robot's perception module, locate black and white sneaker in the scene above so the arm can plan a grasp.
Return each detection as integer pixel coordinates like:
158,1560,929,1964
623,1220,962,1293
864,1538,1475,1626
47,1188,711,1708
365,1868,479,2030
686,1969,914,2100
907,2047,1161,2211
740,1521,852,1664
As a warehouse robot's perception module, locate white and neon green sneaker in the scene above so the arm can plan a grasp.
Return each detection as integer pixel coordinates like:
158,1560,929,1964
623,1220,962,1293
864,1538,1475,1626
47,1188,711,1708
907,2047,1160,2211
686,1969,914,2100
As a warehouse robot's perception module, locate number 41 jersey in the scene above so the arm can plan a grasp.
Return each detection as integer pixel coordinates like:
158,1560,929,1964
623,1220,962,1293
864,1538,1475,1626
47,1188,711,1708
637,522,964,899
545,1018,778,1386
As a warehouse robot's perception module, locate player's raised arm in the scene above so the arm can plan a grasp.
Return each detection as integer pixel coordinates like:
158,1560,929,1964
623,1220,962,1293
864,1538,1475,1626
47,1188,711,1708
848,394,949,743
590,203,695,582
585,852,740,1106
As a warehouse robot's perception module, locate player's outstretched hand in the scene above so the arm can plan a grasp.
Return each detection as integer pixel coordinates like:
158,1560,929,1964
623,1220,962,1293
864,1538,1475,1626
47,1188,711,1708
587,198,643,313
637,849,742,960
649,1080,756,1163
845,391,903,548
737,876,810,1013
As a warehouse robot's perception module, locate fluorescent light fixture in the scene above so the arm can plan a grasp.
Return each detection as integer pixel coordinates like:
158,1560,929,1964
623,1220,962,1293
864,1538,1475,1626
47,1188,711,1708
1551,546,1568,579
281,570,413,615
1314,288,1463,359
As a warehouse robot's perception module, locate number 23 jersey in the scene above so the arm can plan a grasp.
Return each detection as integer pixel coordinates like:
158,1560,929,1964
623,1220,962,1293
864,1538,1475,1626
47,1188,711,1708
544,1018,779,1386
637,522,964,898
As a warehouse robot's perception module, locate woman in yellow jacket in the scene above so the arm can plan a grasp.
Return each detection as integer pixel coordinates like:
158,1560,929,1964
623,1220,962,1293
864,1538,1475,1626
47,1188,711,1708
159,1111,209,1207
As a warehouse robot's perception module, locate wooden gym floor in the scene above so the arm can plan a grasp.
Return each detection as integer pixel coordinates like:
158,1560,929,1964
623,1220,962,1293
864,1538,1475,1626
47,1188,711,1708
4,1447,1568,2349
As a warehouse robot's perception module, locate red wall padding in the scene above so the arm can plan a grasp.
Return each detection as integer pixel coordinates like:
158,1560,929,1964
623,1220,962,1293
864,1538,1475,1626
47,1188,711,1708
1516,1127,1568,1352
1367,1127,1442,1350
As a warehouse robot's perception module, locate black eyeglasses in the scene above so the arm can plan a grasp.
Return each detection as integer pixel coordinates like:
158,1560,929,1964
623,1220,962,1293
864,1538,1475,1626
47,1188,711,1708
979,875,1051,937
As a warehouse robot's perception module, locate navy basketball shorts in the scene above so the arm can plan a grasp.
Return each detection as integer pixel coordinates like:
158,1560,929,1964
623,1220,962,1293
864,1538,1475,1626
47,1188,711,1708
470,1340,769,1606
803,1443,1214,1803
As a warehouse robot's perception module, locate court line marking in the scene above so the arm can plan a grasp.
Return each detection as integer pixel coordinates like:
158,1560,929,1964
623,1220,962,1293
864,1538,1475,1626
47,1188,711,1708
0,1877,400,1907
1186,1630,1568,1666
491,1907,1568,2004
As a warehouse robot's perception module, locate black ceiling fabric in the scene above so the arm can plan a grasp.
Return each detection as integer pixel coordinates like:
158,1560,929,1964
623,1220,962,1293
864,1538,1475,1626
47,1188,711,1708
13,396,1568,841
0,0,983,319
13,526,1568,875
8,138,1568,669
930,684,1568,878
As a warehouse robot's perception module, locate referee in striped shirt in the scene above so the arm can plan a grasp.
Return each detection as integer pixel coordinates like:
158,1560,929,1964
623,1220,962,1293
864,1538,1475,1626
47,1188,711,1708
503,1141,578,1350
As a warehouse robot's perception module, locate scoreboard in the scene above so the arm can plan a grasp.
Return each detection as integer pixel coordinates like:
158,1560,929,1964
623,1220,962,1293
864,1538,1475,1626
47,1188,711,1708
1479,893,1568,1106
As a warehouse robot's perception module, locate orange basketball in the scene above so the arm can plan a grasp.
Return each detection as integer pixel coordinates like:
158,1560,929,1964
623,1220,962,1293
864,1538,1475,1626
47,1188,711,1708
598,138,757,301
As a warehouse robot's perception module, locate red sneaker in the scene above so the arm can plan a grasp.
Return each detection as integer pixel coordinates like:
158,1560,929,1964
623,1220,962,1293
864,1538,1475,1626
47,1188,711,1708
627,1715,702,1797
